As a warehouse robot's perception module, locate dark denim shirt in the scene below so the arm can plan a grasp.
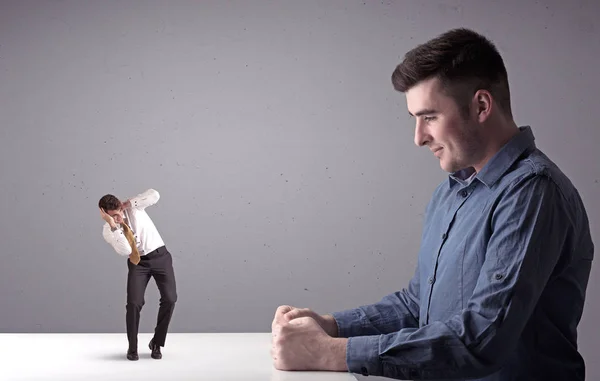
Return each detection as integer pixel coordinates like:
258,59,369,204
332,126,594,380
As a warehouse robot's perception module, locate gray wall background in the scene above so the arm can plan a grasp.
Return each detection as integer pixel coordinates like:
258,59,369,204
1,0,599,376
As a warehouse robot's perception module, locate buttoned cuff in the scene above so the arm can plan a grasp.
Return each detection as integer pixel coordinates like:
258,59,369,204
332,309,366,338
346,335,382,376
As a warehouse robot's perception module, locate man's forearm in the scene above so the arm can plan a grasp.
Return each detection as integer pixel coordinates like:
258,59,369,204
103,224,132,256
331,289,420,338
322,314,339,337
322,337,348,371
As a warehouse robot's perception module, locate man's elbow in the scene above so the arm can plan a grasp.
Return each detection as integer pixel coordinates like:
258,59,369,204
460,341,512,378
148,189,160,202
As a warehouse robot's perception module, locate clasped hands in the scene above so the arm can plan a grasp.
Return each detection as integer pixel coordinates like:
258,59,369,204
270,305,348,372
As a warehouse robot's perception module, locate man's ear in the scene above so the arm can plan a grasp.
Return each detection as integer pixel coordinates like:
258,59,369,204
474,90,492,123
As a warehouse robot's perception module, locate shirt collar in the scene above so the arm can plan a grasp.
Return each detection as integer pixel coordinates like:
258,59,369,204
448,126,536,189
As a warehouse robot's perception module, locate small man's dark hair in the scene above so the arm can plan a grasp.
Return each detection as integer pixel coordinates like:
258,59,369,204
98,194,121,211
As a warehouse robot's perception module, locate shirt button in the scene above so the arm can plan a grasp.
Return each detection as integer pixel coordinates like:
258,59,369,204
428,277,434,284
442,233,447,240
460,190,468,197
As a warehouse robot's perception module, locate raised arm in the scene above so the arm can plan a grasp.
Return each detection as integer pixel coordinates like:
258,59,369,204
342,174,571,379
102,223,132,256
128,188,160,210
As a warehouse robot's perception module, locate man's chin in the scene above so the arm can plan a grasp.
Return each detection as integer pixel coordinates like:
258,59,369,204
439,161,452,173
440,161,460,174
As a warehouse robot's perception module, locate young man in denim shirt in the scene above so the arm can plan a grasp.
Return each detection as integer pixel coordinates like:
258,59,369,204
271,28,594,380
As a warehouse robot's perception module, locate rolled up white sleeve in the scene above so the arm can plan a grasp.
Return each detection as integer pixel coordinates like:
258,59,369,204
129,189,160,210
102,223,132,256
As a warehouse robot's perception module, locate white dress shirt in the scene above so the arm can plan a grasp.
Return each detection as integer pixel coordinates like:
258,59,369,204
102,188,165,257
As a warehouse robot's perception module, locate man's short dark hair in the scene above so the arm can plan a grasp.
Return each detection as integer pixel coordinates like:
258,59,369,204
98,194,121,211
391,28,512,118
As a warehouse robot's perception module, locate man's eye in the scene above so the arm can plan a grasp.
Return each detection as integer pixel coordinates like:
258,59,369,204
424,116,436,122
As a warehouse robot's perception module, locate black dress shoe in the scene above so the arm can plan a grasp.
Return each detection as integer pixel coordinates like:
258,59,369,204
149,339,162,359
127,349,139,361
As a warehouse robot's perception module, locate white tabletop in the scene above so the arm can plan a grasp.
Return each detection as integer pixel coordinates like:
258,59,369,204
0,332,358,381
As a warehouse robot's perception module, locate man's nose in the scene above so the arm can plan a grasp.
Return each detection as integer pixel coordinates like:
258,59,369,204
414,120,428,147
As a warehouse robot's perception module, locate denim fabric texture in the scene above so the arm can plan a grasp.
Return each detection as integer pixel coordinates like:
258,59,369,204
333,126,594,380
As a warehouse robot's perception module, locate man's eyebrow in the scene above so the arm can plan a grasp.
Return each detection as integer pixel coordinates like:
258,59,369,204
408,108,438,117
